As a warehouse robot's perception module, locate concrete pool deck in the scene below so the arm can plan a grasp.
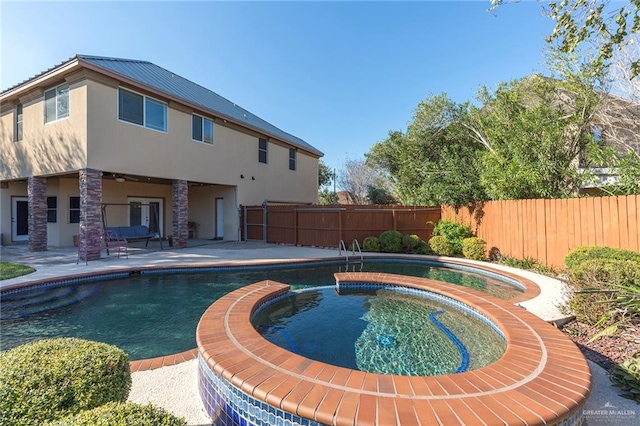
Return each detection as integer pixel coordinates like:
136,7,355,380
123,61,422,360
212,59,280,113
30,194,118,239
1,241,638,425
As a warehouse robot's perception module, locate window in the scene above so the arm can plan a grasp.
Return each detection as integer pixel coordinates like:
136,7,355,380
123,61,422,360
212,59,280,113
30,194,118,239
69,196,80,224
289,148,297,171
258,138,268,164
44,84,69,123
192,114,214,144
15,103,23,141
118,88,167,132
47,196,57,223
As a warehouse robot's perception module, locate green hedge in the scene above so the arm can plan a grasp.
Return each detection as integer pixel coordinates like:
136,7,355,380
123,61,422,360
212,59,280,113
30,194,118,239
402,235,421,253
46,402,186,426
567,258,640,325
431,220,473,255
565,246,640,271
462,237,486,261
428,235,455,256
362,236,381,252
0,338,131,426
379,230,403,253
414,240,432,255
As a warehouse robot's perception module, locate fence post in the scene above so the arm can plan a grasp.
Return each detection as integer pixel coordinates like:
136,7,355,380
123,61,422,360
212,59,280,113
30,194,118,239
338,209,343,243
242,205,247,242
293,208,298,246
262,203,267,243
392,208,397,230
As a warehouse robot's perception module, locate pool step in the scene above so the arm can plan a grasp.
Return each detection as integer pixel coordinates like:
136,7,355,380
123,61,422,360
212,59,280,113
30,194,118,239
1,285,99,320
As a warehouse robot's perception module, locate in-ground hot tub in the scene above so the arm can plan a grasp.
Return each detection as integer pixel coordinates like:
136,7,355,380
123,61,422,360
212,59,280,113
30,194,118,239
252,285,506,376
197,272,591,426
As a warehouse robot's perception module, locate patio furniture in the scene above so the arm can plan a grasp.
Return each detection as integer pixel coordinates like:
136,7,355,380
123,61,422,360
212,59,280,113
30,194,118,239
105,225,156,247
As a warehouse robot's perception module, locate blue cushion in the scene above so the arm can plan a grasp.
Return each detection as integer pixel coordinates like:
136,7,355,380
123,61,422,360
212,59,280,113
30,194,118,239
105,225,153,239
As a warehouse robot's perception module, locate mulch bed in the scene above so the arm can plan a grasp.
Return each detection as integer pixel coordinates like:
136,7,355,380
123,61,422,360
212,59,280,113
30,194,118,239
560,321,640,373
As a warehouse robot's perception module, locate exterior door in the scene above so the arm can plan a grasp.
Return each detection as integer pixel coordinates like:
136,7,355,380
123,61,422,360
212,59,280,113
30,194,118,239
12,197,29,242
128,197,163,235
215,198,224,239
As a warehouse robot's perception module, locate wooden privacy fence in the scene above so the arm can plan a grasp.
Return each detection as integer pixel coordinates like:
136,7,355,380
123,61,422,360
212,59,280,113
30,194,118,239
442,195,640,269
241,204,441,248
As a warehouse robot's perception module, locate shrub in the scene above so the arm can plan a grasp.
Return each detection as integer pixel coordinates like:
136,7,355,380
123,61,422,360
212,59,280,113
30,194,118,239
462,237,486,261
414,240,432,255
610,352,640,403
379,230,403,253
495,254,557,276
0,338,131,426
428,236,455,256
402,235,421,253
362,236,381,252
567,259,640,326
565,246,640,271
431,220,473,255
46,402,186,426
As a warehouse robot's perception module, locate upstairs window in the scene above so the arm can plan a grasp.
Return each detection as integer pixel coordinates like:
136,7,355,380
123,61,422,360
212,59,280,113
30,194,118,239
118,88,167,132
15,103,23,141
44,83,69,123
192,114,214,144
289,148,297,171
258,138,268,164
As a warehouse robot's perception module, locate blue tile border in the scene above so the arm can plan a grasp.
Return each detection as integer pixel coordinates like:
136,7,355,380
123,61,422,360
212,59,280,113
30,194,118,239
198,355,325,426
0,271,129,297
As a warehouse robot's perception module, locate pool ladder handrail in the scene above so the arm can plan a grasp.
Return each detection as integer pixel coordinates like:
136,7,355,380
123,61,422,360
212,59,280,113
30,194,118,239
338,239,349,261
338,239,363,263
351,239,363,262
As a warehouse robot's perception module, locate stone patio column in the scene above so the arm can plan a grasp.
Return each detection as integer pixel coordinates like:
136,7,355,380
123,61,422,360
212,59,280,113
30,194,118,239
79,168,103,261
28,176,47,252
172,179,188,248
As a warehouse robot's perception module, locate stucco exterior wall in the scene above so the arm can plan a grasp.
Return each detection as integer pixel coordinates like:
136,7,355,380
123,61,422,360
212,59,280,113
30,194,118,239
0,177,89,246
188,185,238,240
85,79,319,205
0,79,88,180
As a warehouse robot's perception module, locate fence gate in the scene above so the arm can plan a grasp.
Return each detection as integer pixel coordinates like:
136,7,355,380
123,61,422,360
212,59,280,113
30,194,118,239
242,204,267,242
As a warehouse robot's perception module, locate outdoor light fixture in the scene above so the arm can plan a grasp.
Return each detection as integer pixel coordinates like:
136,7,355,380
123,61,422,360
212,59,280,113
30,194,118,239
115,177,125,183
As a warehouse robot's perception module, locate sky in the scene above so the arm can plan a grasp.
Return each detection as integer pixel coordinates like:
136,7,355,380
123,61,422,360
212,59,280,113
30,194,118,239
1,1,557,172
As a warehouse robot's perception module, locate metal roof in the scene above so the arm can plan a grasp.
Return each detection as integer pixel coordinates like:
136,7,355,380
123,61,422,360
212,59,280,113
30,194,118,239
3,54,322,156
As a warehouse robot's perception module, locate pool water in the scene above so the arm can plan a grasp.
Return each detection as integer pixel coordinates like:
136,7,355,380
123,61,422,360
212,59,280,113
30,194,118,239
0,260,521,360
253,287,506,375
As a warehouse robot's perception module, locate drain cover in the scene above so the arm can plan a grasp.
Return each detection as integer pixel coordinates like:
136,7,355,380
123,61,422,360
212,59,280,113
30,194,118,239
376,335,397,348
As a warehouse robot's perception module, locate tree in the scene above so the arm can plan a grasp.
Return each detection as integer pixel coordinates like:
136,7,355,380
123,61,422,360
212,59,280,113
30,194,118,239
468,72,605,199
491,0,640,77
318,188,338,205
366,94,486,207
597,35,640,194
318,159,333,188
336,158,391,205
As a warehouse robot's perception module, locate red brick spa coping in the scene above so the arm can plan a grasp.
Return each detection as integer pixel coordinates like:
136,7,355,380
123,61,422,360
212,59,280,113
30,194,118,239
197,272,591,426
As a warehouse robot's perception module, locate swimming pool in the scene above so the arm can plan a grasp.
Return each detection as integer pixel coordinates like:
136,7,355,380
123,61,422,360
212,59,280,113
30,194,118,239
0,258,523,360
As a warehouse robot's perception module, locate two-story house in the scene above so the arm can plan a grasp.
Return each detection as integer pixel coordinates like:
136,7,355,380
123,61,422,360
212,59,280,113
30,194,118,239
0,55,323,256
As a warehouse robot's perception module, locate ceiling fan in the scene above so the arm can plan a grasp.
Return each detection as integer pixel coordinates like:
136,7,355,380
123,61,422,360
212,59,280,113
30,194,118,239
112,174,139,182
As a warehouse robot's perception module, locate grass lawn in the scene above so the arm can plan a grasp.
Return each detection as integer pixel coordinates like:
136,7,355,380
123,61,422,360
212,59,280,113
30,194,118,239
0,261,36,280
